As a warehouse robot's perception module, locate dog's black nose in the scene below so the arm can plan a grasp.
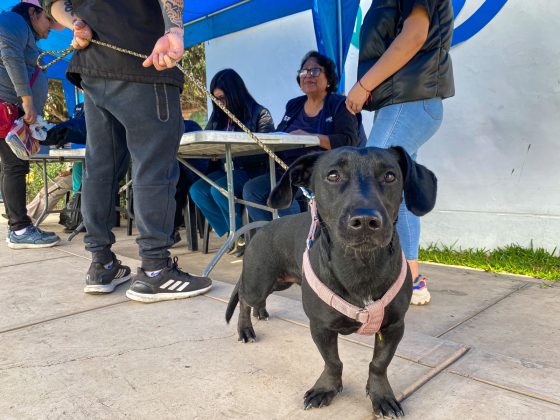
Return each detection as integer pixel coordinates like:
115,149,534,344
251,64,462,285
348,209,383,232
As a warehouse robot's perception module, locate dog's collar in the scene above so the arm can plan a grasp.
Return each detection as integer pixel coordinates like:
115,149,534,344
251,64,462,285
303,200,407,336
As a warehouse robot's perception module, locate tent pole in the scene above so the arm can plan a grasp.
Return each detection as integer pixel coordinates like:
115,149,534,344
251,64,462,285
336,0,344,92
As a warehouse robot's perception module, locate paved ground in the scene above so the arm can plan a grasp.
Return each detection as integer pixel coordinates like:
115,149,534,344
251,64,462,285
1,211,559,419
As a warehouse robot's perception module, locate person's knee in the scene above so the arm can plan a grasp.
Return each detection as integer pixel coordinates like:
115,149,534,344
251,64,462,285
209,186,223,206
243,178,256,200
189,180,206,204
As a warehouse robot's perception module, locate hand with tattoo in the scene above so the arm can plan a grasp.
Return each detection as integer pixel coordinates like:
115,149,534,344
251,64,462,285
142,28,184,71
143,0,184,70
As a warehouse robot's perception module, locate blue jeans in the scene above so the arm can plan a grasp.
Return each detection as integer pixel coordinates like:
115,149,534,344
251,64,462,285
190,168,256,237
367,98,443,260
81,76,183,270
243,173,301,222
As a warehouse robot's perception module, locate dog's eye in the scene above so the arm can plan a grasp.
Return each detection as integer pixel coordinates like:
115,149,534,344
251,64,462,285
326,170,341,183
384,171,396,183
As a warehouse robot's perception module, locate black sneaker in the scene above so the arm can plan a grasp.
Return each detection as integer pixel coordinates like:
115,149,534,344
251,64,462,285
84,253,131,294
126,257,212,303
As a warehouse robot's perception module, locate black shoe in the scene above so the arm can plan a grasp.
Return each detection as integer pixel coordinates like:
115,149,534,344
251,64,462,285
84,253,131,294
126,257,212,303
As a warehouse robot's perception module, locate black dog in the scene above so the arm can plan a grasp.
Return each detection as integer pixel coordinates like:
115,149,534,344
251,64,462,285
225,146,437,417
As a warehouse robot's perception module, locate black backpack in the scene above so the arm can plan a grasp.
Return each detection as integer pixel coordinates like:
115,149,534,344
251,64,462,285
59,193,82,232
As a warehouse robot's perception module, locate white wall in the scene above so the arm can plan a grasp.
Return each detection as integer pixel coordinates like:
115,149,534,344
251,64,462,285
206,0,560,254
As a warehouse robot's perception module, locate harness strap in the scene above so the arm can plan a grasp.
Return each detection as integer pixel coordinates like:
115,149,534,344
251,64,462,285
303,201,408,336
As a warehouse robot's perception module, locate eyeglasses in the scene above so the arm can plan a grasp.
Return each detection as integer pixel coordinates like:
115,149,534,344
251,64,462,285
298,67,323,78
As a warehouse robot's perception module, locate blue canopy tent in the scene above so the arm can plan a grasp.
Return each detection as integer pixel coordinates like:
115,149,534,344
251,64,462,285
1,0,359,115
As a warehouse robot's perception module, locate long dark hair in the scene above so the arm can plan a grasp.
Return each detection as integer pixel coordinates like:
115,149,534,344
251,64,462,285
208,69,257,131
11,3,42,38
296,51,339,93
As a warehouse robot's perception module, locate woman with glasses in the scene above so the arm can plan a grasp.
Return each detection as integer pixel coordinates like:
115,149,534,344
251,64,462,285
189,68,274,255
345,0,455,305
0,0,62,249
242,51,360,222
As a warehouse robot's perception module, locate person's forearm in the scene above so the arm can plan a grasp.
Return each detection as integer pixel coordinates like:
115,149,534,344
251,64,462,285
158,0,184,34
49,0,77,29
360,9,429,92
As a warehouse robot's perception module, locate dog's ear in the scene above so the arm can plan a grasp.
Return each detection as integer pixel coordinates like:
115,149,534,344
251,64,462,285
267,152,323,209
389,146,437,216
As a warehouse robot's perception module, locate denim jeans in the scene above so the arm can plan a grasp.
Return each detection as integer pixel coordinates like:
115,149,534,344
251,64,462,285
189,168,256,237
0,136,32,231
367,98,443,260
242,172,301,222
81,76,183,270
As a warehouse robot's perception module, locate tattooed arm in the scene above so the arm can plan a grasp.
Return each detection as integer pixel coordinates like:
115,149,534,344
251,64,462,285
143,0,184,71
49,0,92,50
158,0,184,35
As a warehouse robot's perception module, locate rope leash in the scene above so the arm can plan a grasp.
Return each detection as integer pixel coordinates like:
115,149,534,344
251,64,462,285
37,40,289,171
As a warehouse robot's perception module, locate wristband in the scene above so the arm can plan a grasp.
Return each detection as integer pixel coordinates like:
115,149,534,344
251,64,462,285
358,79,371,93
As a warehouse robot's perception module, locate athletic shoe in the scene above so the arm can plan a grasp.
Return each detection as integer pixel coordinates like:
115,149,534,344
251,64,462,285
7,226,60,249
84,253,131,294
411,274,431,305
126,257,212,303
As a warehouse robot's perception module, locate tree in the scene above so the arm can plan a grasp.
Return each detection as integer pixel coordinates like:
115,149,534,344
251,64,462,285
180,43,207,125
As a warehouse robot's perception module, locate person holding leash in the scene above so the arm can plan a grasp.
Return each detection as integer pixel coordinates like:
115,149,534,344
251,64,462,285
345,0,455,305
44,0,212,302
0,0,62,249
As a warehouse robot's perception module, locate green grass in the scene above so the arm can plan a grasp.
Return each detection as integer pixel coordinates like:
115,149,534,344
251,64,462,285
419,243,560,281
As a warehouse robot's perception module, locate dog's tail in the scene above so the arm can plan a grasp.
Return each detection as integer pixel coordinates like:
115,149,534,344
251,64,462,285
225,281,240,323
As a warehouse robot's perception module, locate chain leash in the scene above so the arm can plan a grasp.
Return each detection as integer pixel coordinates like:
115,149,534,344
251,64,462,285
37,40,289,171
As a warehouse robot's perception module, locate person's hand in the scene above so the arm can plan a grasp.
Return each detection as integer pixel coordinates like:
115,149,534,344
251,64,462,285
289,129,311,135
71,19,92,50
345,82,370,114
143,29,184,71
21,97,37,125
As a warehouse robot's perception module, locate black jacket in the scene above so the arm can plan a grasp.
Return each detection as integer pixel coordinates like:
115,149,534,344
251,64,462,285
276,93,359,165
358,0,454,111
205,103,275,172
43,0,183,88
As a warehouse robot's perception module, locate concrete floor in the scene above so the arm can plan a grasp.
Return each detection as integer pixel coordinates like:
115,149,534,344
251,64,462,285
1,212,559,419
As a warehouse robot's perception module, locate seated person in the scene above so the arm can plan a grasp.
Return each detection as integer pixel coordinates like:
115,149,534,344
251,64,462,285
172,119,220,244
243,51,360,221
189,69,274,242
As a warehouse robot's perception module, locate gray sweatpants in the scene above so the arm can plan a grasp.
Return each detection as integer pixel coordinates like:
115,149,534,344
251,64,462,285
81,76,183,270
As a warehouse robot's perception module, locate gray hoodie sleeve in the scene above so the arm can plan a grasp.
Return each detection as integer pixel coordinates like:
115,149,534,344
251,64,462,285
0,16,33,98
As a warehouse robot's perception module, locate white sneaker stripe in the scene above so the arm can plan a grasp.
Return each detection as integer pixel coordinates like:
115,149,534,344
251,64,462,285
160,280,175,289
116,268,124,278
168,280,183,291
176,281,191,292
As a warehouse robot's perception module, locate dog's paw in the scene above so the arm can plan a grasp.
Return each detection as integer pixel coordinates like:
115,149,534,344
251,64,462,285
303,386,342,410
253,307,269,320
369,394,404,418
238,326,256,343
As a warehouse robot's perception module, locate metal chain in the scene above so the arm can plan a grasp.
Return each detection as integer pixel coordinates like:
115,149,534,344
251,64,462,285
37,40,289,171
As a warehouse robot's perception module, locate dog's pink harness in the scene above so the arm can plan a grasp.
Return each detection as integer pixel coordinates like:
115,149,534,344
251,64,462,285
302,200,407,336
